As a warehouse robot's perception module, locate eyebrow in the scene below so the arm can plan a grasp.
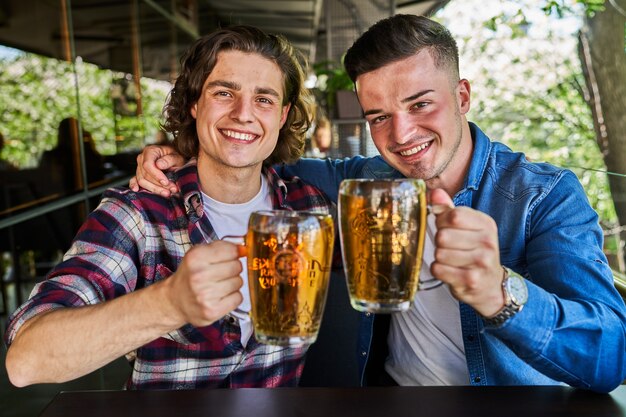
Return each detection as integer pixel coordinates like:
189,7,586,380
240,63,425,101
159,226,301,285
206,80,281,98
362,89,434,117
255,87,281,98
206,80,240,90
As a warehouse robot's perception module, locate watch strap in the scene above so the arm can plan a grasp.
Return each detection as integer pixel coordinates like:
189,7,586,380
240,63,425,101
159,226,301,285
482,267,526,327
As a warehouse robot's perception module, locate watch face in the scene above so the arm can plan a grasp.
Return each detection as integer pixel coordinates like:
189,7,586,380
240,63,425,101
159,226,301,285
507,275,528,306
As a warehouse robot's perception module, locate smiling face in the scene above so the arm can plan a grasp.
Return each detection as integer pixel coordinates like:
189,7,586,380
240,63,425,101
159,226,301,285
191,50,290,174
356,49,473,194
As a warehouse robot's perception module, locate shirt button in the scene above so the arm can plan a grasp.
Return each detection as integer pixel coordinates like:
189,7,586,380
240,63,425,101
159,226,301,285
473,376,481,383
365,313,371,317
467,335,475,342
361,351,367,357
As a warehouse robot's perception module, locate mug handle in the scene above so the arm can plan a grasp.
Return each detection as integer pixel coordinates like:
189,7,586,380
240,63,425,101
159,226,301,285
417,203,453,291
222,235,247,257
222,234,245,244
418,269,443,291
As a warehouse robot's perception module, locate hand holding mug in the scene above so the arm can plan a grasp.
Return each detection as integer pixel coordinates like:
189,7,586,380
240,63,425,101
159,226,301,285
429,188,506,318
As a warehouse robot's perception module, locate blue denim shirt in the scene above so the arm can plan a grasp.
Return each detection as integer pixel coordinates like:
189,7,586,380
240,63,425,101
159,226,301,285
281,122,626,393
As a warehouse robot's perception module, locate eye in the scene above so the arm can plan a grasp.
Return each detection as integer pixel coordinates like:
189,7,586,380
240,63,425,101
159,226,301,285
215,91,231,97
257,96,274,105
368,115,389,125
411,101,429,110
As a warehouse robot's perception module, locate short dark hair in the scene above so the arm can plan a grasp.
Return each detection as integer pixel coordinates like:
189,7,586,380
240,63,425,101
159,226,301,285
163,25,315,165
344,14,459,84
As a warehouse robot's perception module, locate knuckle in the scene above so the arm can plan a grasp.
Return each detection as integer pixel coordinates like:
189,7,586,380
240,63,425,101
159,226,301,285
226,292,243,311
474,256,489,269
465,269,481,289
235,275,244,288
483,215,498,234
213,240,238,258
233,261,244,276
185,246,201,261
193,292,205,307
434,230,447,247
430,261,441,276
202,304,219,320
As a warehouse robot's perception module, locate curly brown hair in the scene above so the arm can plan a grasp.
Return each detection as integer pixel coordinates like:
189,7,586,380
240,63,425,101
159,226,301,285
162,25,315,166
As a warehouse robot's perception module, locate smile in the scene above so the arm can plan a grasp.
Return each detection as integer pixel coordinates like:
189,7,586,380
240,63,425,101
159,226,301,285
221,129,258,141
399,142,430,156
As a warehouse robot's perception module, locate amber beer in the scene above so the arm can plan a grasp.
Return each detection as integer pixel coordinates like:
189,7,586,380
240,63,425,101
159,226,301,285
247,210,334,346
339,179,427,313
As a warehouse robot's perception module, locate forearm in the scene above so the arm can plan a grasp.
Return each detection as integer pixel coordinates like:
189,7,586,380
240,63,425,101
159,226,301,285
495,171,626,392
492,277,626,393
6,278,183,386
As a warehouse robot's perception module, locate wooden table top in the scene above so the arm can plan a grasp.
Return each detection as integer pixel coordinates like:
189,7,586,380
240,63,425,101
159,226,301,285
38,385,626,417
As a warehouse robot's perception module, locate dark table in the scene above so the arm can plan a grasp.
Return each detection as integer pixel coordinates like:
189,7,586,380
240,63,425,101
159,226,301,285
39,385,626,417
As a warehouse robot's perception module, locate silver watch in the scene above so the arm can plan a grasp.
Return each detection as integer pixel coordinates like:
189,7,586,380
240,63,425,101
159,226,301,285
482,267,528,327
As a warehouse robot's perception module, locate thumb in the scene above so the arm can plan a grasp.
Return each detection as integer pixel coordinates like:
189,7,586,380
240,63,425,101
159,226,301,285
429,188,454,214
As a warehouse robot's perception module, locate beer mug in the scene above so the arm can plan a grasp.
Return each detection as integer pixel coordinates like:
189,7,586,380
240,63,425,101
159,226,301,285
228,210,334,346
338,178,440,313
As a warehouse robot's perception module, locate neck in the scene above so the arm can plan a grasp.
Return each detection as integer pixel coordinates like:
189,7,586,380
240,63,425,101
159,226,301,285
197,158,264,204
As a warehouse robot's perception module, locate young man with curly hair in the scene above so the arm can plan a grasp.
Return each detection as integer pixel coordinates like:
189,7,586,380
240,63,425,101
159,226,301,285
5,26,332,390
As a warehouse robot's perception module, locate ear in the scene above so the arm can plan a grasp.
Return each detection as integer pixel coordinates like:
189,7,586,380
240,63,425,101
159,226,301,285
279,103,291,128
457,79,471,115
191,102,198,119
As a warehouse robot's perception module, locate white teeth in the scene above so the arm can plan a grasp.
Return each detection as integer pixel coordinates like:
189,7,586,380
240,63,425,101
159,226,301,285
400,142,429,156
222,129,256,141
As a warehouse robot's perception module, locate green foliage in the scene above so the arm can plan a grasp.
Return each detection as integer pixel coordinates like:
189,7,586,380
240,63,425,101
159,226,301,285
543,0,625,50
471,69,616,222
440,0,617,225
541,0,605,17
483,10,531,38
313,59,355,114
0,51,169,168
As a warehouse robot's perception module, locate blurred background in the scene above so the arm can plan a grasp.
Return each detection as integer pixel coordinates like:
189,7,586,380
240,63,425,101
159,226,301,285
0,0,624,415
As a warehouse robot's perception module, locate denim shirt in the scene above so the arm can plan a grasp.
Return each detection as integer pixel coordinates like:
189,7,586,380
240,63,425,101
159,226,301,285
281,122,626,393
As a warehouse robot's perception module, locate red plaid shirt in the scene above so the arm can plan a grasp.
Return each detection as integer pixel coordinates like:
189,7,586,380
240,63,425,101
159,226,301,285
5,161,333,389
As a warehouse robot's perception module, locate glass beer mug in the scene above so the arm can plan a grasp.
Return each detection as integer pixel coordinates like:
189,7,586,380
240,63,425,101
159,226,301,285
229,210,334,346
338,178,440,313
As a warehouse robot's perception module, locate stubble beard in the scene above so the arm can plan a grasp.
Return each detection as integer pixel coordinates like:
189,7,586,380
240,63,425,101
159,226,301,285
404,112,463,183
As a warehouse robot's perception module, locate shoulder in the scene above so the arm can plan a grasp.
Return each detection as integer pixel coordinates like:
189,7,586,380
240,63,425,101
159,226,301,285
95,186,186,227
485,142,571,201
469,127,587,222
469,123,567,198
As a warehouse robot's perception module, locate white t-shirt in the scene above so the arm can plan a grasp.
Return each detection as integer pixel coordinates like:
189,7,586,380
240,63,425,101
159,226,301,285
201,175,272,347
384,214,470,385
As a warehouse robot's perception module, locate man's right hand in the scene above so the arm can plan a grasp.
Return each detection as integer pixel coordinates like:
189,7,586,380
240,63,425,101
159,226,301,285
166,240,246,328
129,144,186,197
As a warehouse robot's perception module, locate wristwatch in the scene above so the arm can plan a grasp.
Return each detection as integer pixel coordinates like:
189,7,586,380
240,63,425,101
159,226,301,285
482,267,528,327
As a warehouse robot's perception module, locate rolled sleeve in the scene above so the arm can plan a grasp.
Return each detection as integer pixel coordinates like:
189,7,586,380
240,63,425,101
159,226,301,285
4,276,98,346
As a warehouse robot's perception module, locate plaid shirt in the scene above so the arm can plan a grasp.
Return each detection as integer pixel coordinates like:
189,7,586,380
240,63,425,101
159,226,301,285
5,161,333,389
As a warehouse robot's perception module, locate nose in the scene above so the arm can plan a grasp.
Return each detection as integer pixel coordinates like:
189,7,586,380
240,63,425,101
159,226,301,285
230,97,255,123
390,113,414,145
